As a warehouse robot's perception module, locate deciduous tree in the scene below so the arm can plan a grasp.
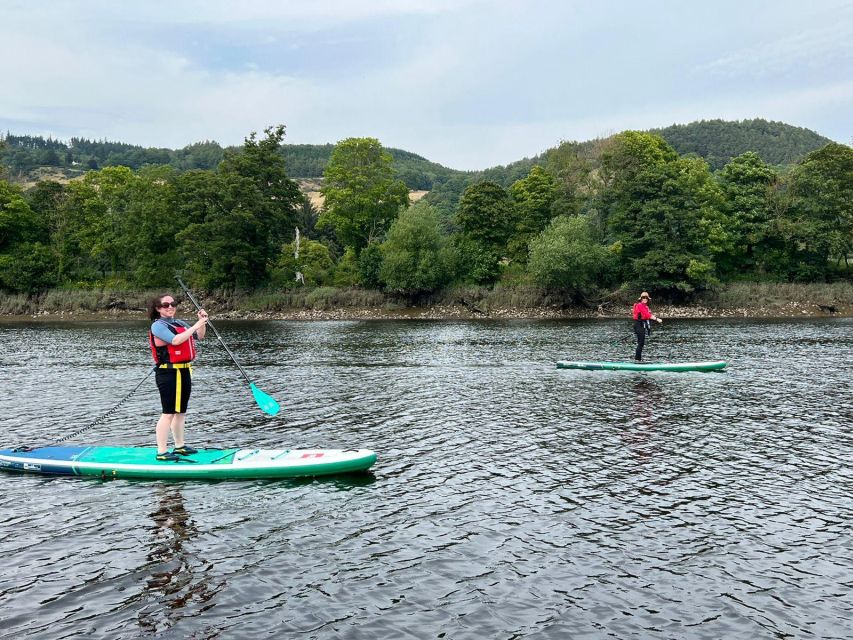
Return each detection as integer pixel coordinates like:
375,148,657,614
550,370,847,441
599,132,726,295
318,137,409,252
717,152,779,277
527,215,615,293
176,126,302,288
508,166,559,262
779,143,853,279
380,201,451,295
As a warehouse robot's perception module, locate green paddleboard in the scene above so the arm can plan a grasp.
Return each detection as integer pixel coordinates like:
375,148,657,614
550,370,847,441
0,446,377,480
556,360,727,372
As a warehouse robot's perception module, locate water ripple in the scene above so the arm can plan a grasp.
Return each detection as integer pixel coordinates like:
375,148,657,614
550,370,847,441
1,318,852,639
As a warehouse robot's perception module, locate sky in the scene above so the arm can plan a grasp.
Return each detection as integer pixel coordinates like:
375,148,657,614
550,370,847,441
2,0,851,170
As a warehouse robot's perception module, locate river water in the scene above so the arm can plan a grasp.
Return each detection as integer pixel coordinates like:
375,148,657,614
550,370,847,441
0,318,851,639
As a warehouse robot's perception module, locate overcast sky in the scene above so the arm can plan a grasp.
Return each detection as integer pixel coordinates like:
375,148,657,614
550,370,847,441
2,0,851,170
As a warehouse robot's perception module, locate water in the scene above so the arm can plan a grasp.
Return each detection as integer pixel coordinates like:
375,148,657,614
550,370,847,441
0,318,851,639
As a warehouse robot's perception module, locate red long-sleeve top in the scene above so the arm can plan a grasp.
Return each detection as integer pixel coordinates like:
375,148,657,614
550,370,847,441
632,302,652,320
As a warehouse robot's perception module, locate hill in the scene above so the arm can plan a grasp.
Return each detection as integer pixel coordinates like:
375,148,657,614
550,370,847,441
0,133,464,191
650,119,834,170
1,119,838,192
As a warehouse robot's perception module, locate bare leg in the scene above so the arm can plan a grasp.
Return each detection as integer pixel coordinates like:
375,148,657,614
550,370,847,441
170,413,187,449
156,414,173,453
156,413,188,452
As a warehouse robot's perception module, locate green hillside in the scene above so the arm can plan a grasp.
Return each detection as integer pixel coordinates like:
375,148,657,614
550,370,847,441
2,123,849,299
650,119,834,170
0,119,838,190
0,133,463,191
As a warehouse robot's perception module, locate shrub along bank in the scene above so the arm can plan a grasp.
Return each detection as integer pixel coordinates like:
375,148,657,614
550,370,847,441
2,127,851,305
2,282,850,320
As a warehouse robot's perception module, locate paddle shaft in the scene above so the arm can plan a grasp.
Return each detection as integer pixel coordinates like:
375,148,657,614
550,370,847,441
175,277,253,384
613,319,664,346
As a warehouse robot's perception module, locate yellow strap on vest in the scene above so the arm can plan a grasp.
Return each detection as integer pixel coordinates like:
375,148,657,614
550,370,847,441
158,364,193,412
175,364,183,412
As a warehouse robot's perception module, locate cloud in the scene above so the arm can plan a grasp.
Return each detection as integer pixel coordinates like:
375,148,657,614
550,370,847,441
1,0,850,168
409,78,853,170
694,22,853,79
5,0,486,30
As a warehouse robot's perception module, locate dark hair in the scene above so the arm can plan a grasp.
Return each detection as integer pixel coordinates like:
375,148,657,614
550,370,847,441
148,294,173,321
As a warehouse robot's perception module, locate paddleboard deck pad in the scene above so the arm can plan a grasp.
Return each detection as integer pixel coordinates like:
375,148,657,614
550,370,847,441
0,446,376,480
556,360,727,372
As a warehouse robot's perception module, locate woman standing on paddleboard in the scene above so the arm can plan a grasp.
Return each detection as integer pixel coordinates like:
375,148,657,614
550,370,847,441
148,294,207,461
632,291,662,361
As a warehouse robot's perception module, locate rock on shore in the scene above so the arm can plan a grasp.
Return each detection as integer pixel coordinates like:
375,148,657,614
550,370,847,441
10,301,848,321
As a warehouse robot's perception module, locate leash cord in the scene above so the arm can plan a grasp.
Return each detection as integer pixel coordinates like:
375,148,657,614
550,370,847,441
47,366,157,448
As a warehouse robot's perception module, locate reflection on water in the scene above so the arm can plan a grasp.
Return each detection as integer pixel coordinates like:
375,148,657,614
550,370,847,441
1,318,852,639
148,487,195,586
138,486,222,635
621,377,665,457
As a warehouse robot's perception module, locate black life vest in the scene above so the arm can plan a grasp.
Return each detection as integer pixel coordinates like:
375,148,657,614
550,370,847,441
149,320,196,365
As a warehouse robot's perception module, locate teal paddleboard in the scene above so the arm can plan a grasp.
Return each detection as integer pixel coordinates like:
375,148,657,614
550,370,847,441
0,446,377,480
556,360,727,372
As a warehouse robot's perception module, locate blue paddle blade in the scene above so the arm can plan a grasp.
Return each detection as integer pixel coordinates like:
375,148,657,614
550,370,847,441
250,383,280,416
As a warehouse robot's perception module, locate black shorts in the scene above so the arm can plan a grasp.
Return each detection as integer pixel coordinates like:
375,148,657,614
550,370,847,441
155,366,193,414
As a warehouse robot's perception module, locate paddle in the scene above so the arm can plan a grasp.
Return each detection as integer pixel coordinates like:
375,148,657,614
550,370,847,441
611,319,664,347
175,276,280,416
611,333,635,346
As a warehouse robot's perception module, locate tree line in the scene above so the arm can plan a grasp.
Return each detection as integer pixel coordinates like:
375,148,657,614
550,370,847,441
0,132,461,191
1,118,832,189
0,125,850,301
650,119,834,171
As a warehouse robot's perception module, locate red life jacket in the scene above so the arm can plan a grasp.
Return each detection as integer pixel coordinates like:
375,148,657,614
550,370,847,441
149,321,196,365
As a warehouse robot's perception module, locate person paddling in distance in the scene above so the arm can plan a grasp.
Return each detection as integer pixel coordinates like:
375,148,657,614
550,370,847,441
632,291,662,361
148,294,208,461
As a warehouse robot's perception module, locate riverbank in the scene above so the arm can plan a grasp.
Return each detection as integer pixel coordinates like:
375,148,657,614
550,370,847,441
2,282,850,321
6,300,851,322
158,298,852,320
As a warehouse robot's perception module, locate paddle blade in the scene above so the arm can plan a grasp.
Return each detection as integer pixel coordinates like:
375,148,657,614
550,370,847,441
250,383,280,416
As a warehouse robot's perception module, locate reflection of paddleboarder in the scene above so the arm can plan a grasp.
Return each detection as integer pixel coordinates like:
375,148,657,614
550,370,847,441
622,377,665,458
146,487,196,582
139,487,218,633
632,292,662,361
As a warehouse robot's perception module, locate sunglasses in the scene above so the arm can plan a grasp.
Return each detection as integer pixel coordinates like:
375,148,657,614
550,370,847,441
158,301,178,308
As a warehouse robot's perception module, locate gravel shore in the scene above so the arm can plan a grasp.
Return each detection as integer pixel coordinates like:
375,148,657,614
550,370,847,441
7,300,850,322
